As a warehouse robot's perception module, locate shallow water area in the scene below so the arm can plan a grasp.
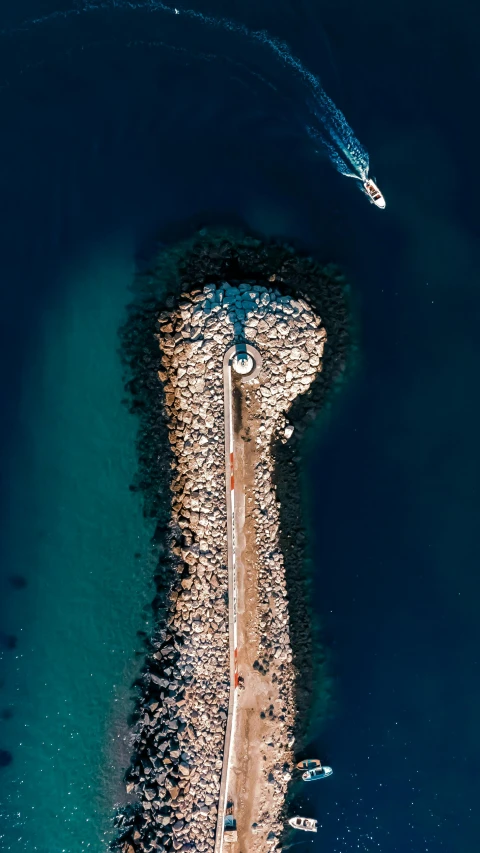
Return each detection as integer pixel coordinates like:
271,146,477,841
0,246,156,852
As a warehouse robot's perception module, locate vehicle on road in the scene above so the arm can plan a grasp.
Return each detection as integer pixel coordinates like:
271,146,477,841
288,816,318,833
302,765,333,782
224,802,237,842
296,758,322,770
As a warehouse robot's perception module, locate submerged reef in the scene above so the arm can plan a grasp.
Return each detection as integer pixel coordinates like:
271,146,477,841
114,230,352,853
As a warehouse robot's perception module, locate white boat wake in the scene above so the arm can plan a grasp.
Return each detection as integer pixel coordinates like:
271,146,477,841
2,0,370,183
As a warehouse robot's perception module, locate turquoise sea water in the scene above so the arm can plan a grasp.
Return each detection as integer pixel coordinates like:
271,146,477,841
0,244,155,852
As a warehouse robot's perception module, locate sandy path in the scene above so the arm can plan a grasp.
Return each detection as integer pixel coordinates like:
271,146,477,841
227,375,284,853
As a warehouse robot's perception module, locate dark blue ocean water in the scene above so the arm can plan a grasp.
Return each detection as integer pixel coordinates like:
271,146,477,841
0,2,478,852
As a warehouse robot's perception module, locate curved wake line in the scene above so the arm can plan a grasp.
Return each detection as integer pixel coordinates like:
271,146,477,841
307,126,360,179
2,0,369,180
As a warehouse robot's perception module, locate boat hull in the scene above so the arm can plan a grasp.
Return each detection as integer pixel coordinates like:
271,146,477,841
302,766,333,782
288,818,318,833
296,758,321,770
363,178,386,209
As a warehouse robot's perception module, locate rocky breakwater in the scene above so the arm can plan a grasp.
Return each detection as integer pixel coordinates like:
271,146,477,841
120,279,325,853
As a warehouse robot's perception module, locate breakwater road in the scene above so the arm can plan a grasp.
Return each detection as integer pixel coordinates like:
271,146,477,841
215,302,324,852
125,281,326,853
215,343,262,853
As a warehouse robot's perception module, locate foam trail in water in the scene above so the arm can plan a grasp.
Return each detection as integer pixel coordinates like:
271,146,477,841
307,126,360,179
137,1,370,179
2,1,369,179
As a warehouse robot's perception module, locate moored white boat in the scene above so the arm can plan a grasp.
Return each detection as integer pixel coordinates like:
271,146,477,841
302,765,333,782
288,816,318,833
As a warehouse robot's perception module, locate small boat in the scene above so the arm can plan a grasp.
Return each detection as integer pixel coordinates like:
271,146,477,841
302,765,333,782
288,816,318,833
296,758,322,770
363,178,386,209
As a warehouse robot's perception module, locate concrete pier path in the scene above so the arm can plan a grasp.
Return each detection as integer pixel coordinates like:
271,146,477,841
215,343,263,853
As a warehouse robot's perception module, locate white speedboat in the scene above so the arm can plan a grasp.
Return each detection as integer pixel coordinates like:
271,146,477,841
302,765,333,782
363,178,386,209
288,816,318,833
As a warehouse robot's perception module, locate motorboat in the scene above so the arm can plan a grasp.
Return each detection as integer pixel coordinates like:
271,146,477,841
296,758,322,770
302,765,333,782
363,178,386,209
288,816,318,833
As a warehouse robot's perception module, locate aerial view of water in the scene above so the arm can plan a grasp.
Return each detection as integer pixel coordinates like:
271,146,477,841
0,1,478,852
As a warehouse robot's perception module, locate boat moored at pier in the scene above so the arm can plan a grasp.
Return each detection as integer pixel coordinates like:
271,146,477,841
296,758,322,770
302,765,333,781
288,816,318,833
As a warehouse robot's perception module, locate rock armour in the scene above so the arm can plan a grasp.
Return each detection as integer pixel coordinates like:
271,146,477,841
123,280,325,853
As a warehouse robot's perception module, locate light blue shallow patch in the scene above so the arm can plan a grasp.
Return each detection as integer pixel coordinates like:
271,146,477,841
0,244,155,853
